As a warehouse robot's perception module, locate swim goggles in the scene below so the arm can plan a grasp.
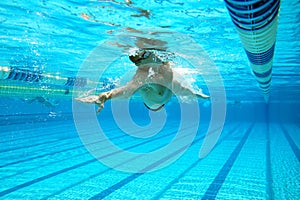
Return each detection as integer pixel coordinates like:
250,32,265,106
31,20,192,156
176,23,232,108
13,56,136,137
129,48,175,66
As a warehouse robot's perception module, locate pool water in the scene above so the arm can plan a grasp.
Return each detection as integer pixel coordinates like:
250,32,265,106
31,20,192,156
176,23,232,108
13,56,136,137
0,0,299,199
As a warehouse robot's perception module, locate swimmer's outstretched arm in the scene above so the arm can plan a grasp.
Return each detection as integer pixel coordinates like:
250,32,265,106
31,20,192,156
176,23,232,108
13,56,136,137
172,80,210,99
75,80,141,113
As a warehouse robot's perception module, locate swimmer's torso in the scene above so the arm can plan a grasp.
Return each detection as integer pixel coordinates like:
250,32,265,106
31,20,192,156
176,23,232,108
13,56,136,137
133,63,173,106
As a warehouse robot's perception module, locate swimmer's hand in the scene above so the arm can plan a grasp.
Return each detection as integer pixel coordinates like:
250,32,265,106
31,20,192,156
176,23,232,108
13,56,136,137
195,92,210,99
75,92,110,113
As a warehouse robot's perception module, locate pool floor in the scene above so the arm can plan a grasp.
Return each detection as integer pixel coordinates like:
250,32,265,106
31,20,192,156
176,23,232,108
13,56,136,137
0,118,299,199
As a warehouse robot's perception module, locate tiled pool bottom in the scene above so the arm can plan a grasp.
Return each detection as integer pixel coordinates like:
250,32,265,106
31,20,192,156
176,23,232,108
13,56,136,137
0,118,299,199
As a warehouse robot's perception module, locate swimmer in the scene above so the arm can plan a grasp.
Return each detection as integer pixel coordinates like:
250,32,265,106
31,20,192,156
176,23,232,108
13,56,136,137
24,96,59,108
76,49,210,113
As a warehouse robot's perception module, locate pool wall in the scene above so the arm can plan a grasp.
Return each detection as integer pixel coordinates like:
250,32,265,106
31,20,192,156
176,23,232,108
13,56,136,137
1,98,299,125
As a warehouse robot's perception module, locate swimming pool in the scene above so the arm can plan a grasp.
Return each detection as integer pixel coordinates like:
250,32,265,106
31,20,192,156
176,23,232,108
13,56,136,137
0,0,299,199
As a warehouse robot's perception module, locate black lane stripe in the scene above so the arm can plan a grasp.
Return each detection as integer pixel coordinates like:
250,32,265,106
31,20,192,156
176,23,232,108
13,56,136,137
0,123,76,144
44,125,208,199
280,125,300,163
152,124,240,200
0,126,119,168
89,125,229,200
89,135,203,200
0,125,186,197
201,124,254,200
1,130,125,177
2,123,176,169
0,120,140,159
0,138,63,154
0,128,87,154
0,142,83,169
0,128,122,169
42,128,192,199
0,123,81,153
90,139,199,200
0,119,114,144
0,159,97,197
89,174,142,200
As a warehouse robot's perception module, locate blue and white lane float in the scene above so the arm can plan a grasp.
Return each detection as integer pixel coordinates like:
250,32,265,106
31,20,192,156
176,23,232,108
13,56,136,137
0,66,88,87
224,0,281,102
0,66,112,98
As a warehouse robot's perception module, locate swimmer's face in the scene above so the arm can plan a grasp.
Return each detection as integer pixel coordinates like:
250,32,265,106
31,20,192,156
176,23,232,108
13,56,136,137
129,50,162,66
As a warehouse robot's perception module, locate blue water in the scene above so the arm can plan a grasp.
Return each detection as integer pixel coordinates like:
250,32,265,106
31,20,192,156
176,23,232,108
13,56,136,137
0,0,300,199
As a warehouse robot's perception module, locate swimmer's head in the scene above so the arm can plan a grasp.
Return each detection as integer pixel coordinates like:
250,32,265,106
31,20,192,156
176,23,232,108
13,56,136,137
141,83,172,112
129,49,163,66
